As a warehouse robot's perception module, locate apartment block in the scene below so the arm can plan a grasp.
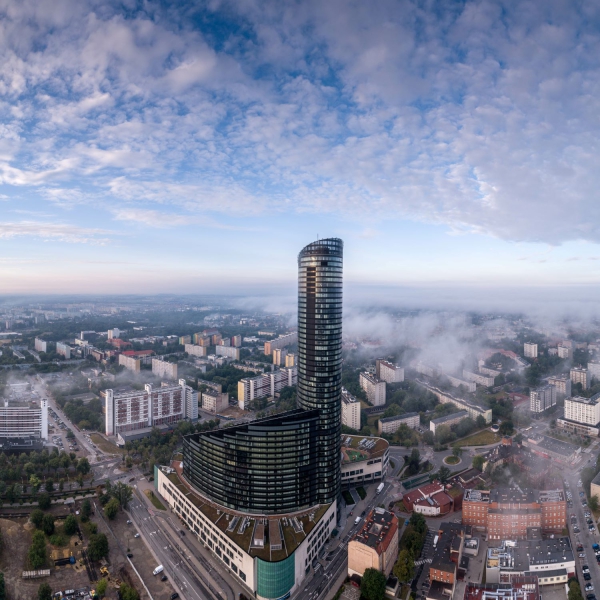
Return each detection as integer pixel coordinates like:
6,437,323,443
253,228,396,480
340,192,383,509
237,367,298,409
563,393,600,425
341,388,361,430
529,384,557,414
273,347,288,365
0,398,48,441
218,338,231,347
418,382,493,423
379,412,419,435
105,379,196,436
263,332,298,355
359,372,386,406
201,389,230,414
463,370,495,387
446,375,476,393
376,359,404,384
429,410,469,434
547,375,572,398
524,342,538,358
179,335,191,345
119,354,141,373
558,344,572,359
185,344,208,358
152,357,178,380
285,353,296,367
56,342,71,359
195,335,212,347
570,367,589,390
34,338,47,353
215,345,240,360
231,335,242,348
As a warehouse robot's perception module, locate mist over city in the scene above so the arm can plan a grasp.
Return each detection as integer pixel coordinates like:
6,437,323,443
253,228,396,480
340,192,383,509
1,1,600,600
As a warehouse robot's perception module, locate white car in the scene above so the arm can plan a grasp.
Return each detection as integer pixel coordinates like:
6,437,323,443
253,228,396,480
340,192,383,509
586,584,595,592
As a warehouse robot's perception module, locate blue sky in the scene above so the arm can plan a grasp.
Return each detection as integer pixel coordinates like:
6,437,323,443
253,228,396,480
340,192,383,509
2,0,600,294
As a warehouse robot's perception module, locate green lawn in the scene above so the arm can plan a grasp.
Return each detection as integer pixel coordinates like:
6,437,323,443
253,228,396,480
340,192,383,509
444,455,460,465
452,430,501,448
145,490,166,511
342,490,355,505
357,486,367,500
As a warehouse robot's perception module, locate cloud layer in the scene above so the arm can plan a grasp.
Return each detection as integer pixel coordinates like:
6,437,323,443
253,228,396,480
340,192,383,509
1,0,600,244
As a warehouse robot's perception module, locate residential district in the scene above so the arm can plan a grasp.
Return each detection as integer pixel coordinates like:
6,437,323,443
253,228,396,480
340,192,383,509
0,240,599,600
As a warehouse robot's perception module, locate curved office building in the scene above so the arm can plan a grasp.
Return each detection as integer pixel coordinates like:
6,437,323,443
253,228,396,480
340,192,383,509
297,238,344,505
183,409,321,514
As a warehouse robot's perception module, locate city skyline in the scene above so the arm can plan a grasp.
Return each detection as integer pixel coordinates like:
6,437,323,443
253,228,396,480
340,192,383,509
2,1,600,293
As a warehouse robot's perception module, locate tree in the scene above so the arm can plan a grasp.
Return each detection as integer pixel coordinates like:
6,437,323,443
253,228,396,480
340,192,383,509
499,421,514,436
29,474,41,493
28,530,47,569
393,548,415,582
360,568,387,600
38,583,52,600
81,498,92,521
30,509,45,529
0,573,5,600
476,415,486,428
63,515,78,536
77,457,90,475
589,495,599,512
437,465,451,484
45,479,54,493
119,583,140,600
37,493,51,510
104,497,120,520
112,482,133,509
96,578,108,598
452,446,462,458
88,533,109,561
41,514,55,536
58,479,65,492
472,455,485,471
409,512,427,534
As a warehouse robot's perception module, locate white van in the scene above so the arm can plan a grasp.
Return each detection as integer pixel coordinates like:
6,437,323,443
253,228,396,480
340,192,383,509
354,517,361,525
153,565,164,576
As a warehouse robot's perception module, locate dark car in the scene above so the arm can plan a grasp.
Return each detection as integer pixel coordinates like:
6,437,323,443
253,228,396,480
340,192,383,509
170,595,179,600
179,530,185,536
361,510,366,517
161,575,168,582
127,553,133,558
587,595,596,600
585,574,592,581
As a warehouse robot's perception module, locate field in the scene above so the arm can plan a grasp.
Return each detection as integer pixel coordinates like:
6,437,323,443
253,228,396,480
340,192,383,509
452,430,501,448
90,433,120,455
444,455,460,465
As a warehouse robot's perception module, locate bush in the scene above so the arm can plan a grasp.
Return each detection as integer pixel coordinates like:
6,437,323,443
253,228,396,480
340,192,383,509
28,530,47,569
49,534,67,547
88,533,109,561
37,494,51,510
41,514,55,536
63,515,78,536
104,497,119,520
30,509,44,529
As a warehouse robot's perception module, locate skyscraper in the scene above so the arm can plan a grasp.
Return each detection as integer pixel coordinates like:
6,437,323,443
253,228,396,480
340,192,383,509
297,238,343,505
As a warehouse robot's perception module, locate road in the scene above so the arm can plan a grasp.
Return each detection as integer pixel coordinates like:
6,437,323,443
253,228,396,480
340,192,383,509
129,495,221,600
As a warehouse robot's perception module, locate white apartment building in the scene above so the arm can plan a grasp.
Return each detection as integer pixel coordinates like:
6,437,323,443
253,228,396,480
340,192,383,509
215,345,240,360
570,367,589,390
108,328,120,339
529,384,557,413
479,365,501,378
429,410,469,434
563,394,600,426
201,389,229,414
0,399,48,440
524,342,538,358
413,361,442,378
341,388,361,430
118,354,140,373
105,379,196,436
462,370,495,387
152,357,178,380
359,372,386,406
446,375,476,393
588,360,600,382
237,367,298,409
558,344,572,359
185,344,208,358
34,338,47,353
378,412,419,435
56,342,71,359
263,332,298,355
376,359,404,384
547,375,572,398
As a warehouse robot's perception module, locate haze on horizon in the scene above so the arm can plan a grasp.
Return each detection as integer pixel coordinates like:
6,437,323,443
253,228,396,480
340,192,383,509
1,0,600,295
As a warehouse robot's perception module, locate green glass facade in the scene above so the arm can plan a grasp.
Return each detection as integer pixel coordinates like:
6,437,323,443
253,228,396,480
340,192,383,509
297,238,343,505
183,409,321,514
257,554,296,600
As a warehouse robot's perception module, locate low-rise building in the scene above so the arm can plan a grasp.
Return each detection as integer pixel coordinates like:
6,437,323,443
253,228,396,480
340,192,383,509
591,470,600,501
524,342,538,358
376,359,404,384
359,372,386,406
463,577,540,600
341,436,389,486
522,434,580,464
201,389,229,414
486,538,574,586
348,508,398,578
341,388,361,430
378,412,419,435
402,482,453,516
429,410,469,434
428,522,465,598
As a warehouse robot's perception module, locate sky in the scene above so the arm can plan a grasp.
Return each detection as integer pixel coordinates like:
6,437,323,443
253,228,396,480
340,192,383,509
2,0,600,295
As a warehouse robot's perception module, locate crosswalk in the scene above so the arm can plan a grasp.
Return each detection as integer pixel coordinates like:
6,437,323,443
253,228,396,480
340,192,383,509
414,558,432,566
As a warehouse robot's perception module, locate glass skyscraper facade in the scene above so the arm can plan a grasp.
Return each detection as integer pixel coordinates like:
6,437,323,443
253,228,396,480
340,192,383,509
183,409,320,514
297,238,343,505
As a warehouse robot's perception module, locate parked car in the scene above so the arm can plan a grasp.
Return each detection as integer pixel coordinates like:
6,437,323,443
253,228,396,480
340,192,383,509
585,574,592,581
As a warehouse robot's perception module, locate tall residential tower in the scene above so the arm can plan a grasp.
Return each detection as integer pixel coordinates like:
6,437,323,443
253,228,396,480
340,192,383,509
297,238,344,505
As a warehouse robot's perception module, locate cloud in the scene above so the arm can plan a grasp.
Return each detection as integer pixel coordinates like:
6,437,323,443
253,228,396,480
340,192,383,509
0,0,599,245
112,208,195,228
0,221,111,244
